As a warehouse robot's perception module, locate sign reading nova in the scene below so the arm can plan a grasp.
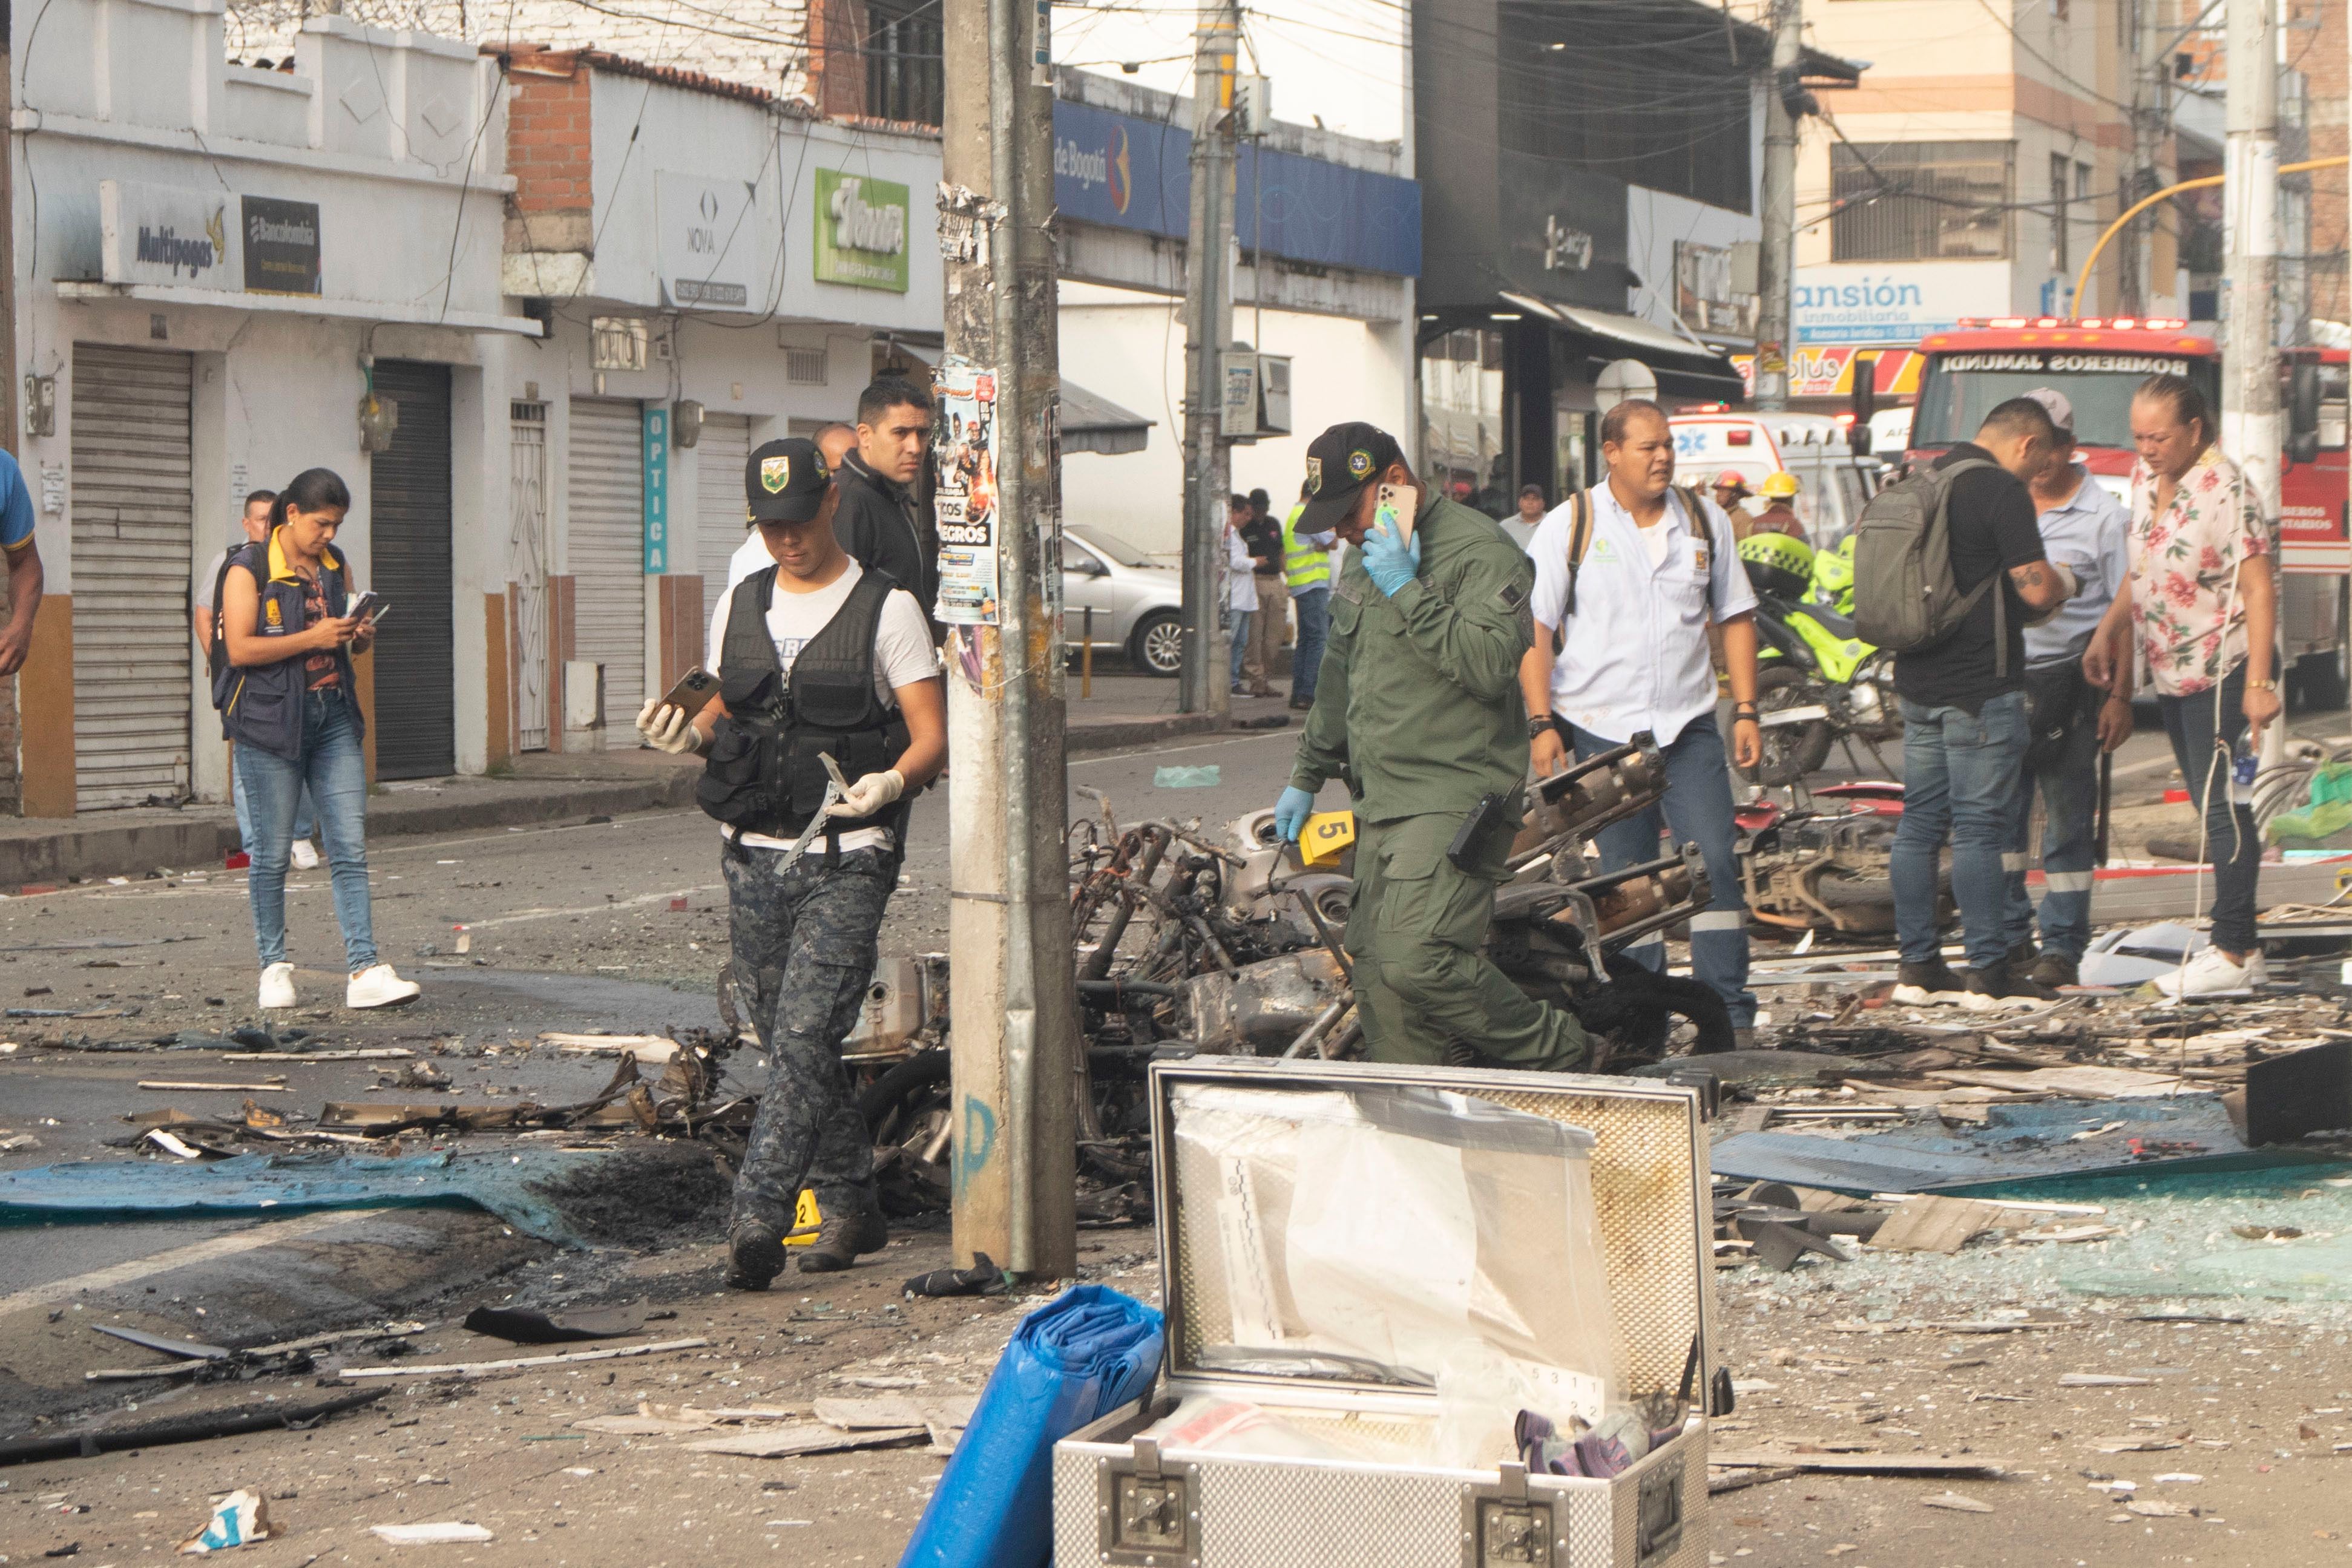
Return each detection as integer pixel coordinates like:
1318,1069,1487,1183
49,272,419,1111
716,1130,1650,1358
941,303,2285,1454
813,169,910,293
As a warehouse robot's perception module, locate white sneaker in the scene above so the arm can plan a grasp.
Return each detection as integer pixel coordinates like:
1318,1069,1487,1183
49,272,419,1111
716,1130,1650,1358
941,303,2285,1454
2152,945,2265,999
258,962,297,1009
289,840,320,871
346,963,422,1009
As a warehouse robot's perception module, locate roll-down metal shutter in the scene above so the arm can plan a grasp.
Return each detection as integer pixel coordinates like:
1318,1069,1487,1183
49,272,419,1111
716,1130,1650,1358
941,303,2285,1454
367,361,455,779
567,400,646,724
71,344,193,810
695,413,753,641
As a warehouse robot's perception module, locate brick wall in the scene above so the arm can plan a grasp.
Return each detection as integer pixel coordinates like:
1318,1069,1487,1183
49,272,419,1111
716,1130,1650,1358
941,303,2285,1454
2294,0,2347,329
507,50,594,239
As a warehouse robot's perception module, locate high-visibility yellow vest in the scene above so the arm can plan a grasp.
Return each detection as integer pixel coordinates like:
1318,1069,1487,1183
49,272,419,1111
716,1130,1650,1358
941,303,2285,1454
1281,505,1331,592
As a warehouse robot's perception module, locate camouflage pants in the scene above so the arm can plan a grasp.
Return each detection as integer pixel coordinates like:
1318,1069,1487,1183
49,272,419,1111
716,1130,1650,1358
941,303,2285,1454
721,838,893,1236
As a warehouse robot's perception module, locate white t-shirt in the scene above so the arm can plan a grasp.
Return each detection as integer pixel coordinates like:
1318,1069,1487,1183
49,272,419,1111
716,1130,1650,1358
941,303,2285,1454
1637,520,1674,568
726,530,773,590
705,559,937,854
195,547,234,611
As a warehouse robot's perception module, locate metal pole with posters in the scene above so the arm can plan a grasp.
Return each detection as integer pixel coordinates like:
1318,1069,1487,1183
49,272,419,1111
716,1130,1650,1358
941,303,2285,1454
1177,1,1238,715
935,0,1079,1281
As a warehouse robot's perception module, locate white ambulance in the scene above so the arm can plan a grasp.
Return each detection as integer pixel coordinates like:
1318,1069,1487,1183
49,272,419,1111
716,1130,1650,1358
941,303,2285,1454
1666,410,1884,548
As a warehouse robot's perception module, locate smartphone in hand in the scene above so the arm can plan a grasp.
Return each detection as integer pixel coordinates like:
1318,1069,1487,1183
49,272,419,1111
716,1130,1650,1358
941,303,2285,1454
349,591,389,624
1375,482,1414,548
658,666,720,716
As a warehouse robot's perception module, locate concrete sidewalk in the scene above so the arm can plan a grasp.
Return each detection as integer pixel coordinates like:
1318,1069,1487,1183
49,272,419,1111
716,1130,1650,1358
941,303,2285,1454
4,664,1301,888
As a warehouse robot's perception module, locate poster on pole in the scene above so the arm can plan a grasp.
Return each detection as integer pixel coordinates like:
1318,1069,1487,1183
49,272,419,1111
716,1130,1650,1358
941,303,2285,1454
933,356,1001,626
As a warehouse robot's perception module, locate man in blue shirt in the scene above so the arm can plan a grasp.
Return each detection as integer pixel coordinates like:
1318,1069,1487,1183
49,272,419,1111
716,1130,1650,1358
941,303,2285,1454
2002,389,2132,989
1518,399,1766,1042
0,450,44,678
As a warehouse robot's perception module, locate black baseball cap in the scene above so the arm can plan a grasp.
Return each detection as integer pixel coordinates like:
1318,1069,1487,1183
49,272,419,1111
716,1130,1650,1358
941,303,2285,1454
744,437,833,525
1298,421,1405,534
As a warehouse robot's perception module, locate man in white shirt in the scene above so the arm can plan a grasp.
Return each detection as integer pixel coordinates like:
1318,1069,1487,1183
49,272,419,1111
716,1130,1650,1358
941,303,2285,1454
1517,399,1766,1042
636,436,945,1290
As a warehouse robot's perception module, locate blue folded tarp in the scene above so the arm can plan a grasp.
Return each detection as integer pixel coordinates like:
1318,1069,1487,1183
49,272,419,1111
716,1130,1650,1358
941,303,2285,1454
898,1282,1163,1568
0,1148,606,1245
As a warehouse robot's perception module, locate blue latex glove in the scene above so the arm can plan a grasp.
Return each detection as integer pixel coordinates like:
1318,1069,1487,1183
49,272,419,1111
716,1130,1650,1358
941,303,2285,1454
1273,786,1315,843
1360,518,1422,597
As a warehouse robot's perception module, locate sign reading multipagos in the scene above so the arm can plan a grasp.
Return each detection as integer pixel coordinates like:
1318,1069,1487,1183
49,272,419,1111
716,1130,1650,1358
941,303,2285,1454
100,180,235,290
813,169,909,293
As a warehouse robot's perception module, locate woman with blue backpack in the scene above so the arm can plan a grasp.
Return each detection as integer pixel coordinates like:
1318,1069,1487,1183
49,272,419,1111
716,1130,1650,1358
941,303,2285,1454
214,468,420,1012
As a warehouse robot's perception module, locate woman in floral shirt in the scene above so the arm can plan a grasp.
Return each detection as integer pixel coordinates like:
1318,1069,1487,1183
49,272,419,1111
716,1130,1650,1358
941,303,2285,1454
2086,374,2279,997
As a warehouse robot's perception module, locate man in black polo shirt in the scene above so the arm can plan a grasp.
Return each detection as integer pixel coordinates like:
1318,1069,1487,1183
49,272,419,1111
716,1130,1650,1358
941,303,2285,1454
833,376,938,632
1888,398,2076,1008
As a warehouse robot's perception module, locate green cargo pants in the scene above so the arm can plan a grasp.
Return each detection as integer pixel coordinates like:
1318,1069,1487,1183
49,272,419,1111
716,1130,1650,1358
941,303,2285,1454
1343,810,1589,1071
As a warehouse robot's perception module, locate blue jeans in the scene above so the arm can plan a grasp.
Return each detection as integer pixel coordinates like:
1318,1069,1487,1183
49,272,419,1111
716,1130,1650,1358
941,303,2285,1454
237,686,378,972
1228,608,1253,689
2002,670,2101,960
1894,691,2028,970
1570,715,1755,1028
233,768,314,852
2158,665,2261,956
1290,586,1330,701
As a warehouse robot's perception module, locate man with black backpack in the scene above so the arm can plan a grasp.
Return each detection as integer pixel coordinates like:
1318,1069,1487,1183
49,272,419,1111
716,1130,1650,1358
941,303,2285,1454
1851,398,2076,1007
632,436,947,1289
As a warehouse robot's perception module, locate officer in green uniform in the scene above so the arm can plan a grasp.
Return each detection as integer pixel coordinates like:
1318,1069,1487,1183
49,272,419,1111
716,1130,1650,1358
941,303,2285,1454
1270,422,1589,1070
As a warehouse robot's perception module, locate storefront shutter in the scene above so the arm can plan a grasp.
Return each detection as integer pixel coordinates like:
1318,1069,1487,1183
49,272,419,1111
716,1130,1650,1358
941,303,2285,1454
567,399,647,724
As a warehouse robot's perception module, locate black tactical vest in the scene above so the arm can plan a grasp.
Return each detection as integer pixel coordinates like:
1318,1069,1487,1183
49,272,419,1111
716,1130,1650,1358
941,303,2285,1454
695,565,912,846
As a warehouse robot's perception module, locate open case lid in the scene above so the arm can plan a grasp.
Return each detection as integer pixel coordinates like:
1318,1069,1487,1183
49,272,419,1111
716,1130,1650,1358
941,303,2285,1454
1146,1057,1713,1411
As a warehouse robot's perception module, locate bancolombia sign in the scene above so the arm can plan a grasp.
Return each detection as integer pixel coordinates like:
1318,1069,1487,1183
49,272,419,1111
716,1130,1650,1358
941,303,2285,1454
100,180,235,289
243,195,321,295
812,169,909,293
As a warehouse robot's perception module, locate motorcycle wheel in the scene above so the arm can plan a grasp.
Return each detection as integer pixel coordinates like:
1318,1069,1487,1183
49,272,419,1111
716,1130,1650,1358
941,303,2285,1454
1741,664,1835,787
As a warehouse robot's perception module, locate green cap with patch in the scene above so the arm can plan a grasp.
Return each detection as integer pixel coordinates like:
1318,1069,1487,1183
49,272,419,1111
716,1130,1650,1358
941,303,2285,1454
744,436,832,525
1297,421,1405,535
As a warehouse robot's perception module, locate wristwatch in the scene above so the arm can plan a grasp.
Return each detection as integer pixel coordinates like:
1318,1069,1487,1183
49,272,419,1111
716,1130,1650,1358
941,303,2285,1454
1528,714,1557,738
1732,701,1759,723
2247,677,2278,692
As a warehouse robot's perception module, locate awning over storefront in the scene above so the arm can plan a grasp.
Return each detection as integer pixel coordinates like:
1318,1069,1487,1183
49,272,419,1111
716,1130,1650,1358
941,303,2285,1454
56,280,544,337
1497,291,1745,402
884,338,1151,456
1059,379,1154,456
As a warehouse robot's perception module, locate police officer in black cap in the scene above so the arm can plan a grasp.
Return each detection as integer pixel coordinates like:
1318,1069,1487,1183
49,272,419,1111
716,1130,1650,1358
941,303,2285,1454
636,437,946,1288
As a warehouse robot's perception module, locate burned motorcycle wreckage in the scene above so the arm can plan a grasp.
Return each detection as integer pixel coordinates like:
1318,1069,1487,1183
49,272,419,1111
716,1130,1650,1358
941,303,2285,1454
695,740,1733,1222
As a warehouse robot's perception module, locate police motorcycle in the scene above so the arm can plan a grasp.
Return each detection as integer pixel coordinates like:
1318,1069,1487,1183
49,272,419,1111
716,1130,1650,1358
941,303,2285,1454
1734,530,1900,786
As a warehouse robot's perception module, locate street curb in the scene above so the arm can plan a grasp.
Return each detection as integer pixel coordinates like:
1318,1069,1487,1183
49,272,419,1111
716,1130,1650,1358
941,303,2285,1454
1065,712,1227,753
1,771,699,890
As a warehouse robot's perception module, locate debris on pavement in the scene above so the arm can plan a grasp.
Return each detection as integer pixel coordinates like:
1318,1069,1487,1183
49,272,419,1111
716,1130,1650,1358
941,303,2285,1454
1919,1490,1997,1513
902,1252,1007,1297
0,1389,387,1468
459,1302,654,1343
177,1491,274,1554
340,1336,709,1379
367,1523,494,1546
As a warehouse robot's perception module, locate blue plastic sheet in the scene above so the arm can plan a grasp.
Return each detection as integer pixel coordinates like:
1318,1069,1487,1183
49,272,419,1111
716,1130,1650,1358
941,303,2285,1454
897,1283,1164,1568
0,1148,605,1245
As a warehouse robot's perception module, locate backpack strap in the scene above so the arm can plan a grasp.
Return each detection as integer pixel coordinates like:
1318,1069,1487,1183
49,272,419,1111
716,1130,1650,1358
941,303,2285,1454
1674,485,1720,615
1563,490,1595,615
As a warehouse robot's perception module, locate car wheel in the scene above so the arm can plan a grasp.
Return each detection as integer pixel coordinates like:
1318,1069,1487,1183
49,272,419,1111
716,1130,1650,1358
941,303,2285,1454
1130,610,1184,677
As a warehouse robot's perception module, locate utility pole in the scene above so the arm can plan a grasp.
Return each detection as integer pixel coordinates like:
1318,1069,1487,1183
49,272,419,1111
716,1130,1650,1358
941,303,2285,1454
2221,0,2281,764
936,0,1079,1281
1177,1,1238,715
1752,0,1801,412
0,0,23,819
2117,0,2157,315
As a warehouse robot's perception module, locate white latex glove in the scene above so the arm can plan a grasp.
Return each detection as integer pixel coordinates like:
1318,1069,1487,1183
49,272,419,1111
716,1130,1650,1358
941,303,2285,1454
827,768,905,818
636,699,705,756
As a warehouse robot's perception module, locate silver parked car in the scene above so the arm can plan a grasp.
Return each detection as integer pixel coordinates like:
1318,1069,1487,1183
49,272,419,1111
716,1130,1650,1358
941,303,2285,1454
1062,524,1184,677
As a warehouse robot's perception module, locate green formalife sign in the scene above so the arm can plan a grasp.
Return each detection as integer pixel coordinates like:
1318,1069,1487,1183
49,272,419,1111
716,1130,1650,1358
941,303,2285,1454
812,168,910,293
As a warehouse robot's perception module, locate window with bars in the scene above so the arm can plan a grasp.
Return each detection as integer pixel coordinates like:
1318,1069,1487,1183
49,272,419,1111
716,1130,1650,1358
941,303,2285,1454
865,0,942,126
1830,141,2014,261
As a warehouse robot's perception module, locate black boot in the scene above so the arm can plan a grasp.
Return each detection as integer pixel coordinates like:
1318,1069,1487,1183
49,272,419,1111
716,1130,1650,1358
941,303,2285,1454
799,1197,889,1274
2027,951,2079,989
1965,960,2058,1009
723,1218,787,1291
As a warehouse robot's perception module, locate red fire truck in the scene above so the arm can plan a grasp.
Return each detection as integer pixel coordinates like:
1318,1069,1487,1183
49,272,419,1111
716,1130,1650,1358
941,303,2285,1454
1902,317,2351,705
